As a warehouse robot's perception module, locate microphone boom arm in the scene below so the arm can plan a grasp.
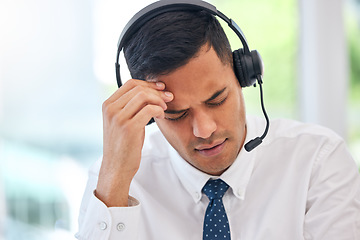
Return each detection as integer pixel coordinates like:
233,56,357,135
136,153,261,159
244,75,270,152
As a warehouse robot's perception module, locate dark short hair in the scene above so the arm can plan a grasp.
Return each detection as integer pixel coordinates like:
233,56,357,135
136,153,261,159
123,10,232,80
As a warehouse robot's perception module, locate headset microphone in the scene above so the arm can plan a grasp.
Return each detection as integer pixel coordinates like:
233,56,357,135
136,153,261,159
244,75,269,152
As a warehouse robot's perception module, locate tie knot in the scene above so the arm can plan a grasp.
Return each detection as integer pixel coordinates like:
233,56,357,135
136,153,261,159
202,179,229,200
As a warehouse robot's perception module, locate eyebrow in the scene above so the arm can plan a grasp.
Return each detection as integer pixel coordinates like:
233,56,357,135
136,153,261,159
204,87,227,103
164,87,227,115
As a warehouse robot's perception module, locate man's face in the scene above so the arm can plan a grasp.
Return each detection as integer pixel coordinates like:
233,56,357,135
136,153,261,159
154,45,247,176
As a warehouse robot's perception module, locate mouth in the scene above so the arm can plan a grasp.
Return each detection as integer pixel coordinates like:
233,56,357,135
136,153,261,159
195,139,227,157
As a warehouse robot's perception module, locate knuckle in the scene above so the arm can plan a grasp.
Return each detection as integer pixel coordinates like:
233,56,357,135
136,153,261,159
113,114,126,127
145,104,162,115
103,103,116,119
124,78,137,87
102,101,110,114
125,78,146,89
133,88,154,104
133,84,145,92
136,90,149,101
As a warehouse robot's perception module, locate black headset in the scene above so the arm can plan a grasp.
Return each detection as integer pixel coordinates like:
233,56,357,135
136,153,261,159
115,0,269,152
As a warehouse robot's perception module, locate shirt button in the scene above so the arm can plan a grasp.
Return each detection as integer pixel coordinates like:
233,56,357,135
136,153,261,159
117,223,126,231
195,192,201,199
99,221,107,230
238,189,243,197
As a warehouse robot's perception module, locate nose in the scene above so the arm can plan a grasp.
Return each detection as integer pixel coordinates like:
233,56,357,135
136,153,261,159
192,110,217,139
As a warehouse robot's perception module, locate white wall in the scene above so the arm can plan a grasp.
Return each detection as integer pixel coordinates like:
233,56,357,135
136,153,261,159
298,0,349,139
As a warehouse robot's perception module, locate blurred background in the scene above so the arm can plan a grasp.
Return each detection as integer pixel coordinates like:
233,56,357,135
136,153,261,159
0,0,359,239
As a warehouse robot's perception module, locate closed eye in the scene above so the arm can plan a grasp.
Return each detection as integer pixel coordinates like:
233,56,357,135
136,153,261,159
164,88,228,122
207,96,228,107
165,111,188,121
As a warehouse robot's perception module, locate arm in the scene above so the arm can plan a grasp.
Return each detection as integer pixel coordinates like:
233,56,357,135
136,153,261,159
97,79,172,207
76,80,173,240
304,140,360,239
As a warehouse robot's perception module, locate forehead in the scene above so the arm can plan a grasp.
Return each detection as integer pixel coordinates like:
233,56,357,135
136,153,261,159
156,46,232,105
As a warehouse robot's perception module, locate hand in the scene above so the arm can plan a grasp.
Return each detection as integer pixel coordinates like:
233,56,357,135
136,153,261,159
96,79,173,207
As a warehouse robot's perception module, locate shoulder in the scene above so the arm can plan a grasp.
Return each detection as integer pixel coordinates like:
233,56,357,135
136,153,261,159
247,115,344,145
247,116,354,174
247,115,345,155
269,118,342,142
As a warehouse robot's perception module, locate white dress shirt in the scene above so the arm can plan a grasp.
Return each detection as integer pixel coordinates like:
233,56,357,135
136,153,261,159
76,116,360,240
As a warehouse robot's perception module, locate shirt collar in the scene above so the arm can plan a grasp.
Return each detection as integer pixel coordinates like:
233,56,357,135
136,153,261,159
168,117,257,203
169,147,211,203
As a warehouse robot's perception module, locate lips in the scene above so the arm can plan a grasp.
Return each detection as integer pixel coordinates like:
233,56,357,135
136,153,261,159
195,139,227,157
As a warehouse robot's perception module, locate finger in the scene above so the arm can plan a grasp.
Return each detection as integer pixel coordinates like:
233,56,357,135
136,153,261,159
107,84,173,116
106,79,165,104
119,89,171,122
131,104,165,128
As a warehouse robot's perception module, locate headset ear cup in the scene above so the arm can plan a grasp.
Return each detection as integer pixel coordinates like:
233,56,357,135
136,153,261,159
233,49,247,88
233,49,264,87
244,50,264,86
250,50,264,79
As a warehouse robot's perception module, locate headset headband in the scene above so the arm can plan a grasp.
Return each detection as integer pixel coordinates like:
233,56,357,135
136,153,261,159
115,0,251,87
114,0,269,152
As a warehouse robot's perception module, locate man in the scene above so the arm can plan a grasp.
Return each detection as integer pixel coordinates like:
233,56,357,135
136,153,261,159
76,3,360,240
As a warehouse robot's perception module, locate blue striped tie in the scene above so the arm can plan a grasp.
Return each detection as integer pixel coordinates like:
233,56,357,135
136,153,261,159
202,179,231,240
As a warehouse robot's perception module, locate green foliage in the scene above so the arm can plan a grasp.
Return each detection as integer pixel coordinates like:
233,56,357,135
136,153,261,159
344,3,360,166
210,0,298,118
346,11,360,101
